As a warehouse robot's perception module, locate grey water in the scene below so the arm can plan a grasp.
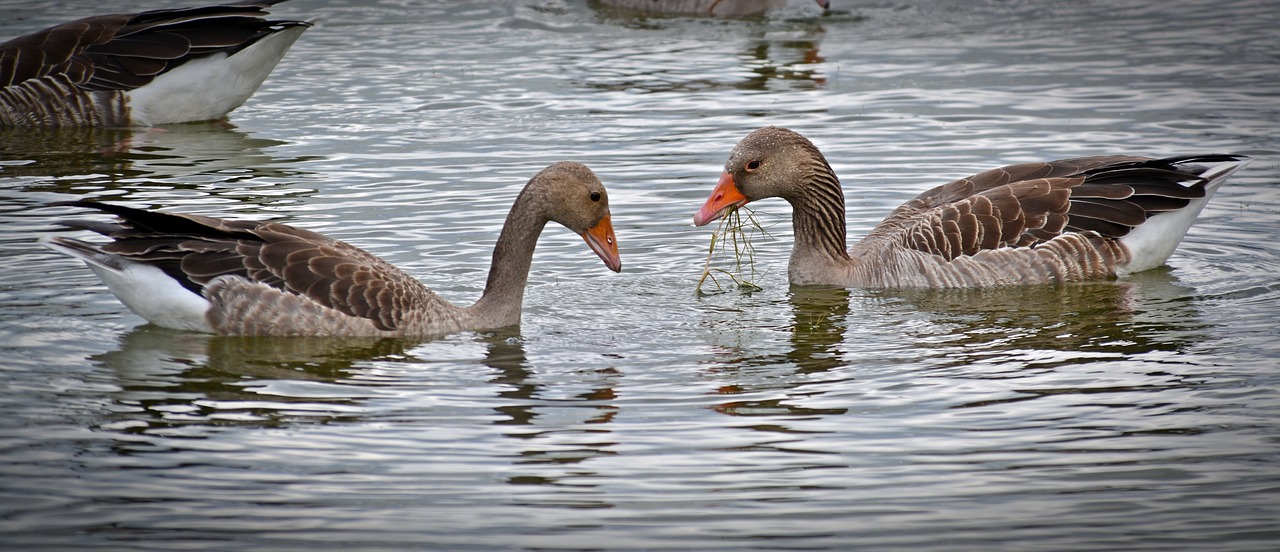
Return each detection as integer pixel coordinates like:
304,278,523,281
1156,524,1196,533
2,0,1279,550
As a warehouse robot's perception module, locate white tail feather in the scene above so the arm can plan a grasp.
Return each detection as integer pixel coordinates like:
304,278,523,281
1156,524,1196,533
1118,157,1251,275
127,25,308,126
40,236,213,332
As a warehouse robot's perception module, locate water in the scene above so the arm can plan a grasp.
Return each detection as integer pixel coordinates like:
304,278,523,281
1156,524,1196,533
2,0,1279,550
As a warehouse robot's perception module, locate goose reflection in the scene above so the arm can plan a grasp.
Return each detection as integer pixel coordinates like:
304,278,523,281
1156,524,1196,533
483,330,540,428
863,269,1213,409
480,330,618,505
484,330,619,446
581,19,831,92
711,286,853,417
0,123,314,189
589,0,830,18
584,39,826,93
709,268,1211,416
90,326,412,432
877,268,1209,368
0,127,133,180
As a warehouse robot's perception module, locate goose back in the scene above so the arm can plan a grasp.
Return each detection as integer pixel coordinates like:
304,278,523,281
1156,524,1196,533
1,1,310,127
48,200,457,336
861,154,1245,286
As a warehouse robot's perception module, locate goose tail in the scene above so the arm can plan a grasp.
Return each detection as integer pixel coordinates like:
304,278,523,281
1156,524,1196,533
1117,154,1250,276
39,235,213,332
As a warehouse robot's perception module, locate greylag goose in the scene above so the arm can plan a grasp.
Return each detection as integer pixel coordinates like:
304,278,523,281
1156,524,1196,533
40,162,622,337
595,0,829,17
1,1,309,127
694,126,1250,288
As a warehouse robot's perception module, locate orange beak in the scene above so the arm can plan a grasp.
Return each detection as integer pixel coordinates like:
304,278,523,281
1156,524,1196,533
693,172,749,227
582,214,622,273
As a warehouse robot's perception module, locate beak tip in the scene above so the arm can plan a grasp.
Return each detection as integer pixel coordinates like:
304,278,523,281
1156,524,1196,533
692,207,720,227
582,223,622,274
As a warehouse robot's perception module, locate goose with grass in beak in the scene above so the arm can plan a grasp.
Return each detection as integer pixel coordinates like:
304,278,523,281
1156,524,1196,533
695,126,1249,288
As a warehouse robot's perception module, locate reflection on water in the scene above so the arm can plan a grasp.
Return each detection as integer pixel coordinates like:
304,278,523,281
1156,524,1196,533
709,272,1213,418
0,124,315,192
882,268,1208,362
786,286,852,374
92,327,414,432
0,128,134,180
587,0,830,19
90,325,626,498
483,329,620,500
872,270,1214,410
486,330,619,432
581,13,832,93
712,287,852,416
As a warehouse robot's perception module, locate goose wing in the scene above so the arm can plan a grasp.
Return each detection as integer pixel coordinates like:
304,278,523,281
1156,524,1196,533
883,155,1235,261
0,1,308,92
55,200,442,333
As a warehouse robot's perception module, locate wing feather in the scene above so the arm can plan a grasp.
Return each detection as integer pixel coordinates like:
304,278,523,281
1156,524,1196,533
1,3,308,92
886,155,1226,261
50,200,439,333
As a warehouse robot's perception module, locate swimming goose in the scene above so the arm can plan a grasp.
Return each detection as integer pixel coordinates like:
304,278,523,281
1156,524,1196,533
595,0,829,17
40,162,623,337
694,126,1249,288
1,1,309,127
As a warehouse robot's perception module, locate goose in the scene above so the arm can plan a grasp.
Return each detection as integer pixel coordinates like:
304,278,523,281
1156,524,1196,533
693,126,1250,288
40,162,623,337
594,0,829,17
1,1,309,127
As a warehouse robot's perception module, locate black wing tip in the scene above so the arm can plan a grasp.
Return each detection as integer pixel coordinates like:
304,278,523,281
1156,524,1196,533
47,199,149,216
1080,153,1250,181
1146,153,1251,171
45,200,223,236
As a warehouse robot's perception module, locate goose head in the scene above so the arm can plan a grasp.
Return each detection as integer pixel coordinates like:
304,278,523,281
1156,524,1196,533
532,162,622,272
693,126,824,226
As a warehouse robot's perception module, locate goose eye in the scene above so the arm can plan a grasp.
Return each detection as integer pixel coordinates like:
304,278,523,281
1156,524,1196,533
746,160,761,171
590,191,601,202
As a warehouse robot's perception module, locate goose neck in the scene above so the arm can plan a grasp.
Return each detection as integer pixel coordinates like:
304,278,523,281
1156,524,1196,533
789,168,850,263
470,195,548,325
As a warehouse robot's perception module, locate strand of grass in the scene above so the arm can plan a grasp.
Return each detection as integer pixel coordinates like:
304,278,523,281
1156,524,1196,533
732,210,768,287
734,207,771,291
696,206,771,295
695,217,729,295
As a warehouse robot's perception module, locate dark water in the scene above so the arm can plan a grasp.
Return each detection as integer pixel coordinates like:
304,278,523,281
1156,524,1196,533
2,0,1279,550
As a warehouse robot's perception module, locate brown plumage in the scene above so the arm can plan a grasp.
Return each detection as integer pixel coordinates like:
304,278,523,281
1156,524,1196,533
694,126,1249,288
1,1,309,127
41,162,623,337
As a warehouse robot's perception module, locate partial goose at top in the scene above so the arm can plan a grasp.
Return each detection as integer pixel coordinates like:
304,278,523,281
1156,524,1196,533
694,126,1249,288
40,162,622,337
1,0,309,127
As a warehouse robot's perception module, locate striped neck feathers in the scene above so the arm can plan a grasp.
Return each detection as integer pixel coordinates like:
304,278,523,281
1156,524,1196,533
787,151,850,263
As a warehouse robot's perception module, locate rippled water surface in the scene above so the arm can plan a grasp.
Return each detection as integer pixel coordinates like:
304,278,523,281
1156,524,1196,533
3,0,1279,550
